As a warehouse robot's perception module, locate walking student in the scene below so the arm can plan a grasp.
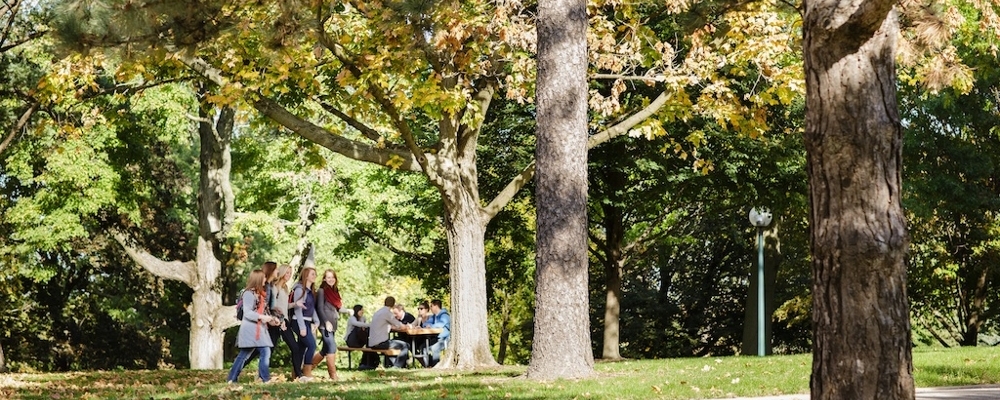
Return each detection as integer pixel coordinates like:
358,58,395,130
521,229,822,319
290,267,319,382
272,264,303,379
226,269,275,384
312,269,349,381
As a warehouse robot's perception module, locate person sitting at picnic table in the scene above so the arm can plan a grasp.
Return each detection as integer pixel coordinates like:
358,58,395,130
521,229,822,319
422,299,451,367
415,301,430,327
392,304,416,344
392,304,416,325
361,296,411,369
344,304,370,348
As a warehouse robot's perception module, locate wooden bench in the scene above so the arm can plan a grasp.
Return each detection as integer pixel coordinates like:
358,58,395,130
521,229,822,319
337,346,401,369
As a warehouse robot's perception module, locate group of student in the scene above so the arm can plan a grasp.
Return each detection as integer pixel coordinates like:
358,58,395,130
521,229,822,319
225,261,452,384
350,296,452,370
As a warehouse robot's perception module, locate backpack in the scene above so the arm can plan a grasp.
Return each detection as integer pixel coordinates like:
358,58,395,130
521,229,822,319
235,289,260,321
235,290,246,321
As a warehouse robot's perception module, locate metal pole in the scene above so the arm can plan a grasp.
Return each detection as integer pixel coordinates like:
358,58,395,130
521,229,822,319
757,227,765,356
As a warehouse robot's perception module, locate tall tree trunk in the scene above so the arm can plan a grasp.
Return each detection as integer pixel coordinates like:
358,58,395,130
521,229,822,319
114,100,237,369
188,96,235,369
527,0,593,380
803,2,914,399
497,300,511,364
960,266,988,346
601,202,625,360
439,193,497,368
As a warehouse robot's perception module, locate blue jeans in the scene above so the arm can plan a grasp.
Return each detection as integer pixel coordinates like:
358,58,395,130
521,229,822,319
227,346,271,383
295,320,317,368
318,325,338,356
369,339,409,368
428,338,448,367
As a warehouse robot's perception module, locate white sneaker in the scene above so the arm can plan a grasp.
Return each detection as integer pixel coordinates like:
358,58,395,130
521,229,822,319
296,376,313,383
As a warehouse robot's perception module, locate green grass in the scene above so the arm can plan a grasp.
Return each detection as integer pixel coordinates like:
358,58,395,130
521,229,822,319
2,346,998,399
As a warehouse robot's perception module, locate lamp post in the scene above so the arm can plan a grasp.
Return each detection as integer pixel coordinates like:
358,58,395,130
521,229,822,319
748,207,772,356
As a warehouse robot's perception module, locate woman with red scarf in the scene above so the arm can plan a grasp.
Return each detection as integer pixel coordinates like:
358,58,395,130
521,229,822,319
313,269,349,380
226,269,275,383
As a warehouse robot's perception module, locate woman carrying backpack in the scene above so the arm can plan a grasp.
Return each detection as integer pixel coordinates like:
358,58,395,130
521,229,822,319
289,267,318,381
226,269,275,384
272,264,303,380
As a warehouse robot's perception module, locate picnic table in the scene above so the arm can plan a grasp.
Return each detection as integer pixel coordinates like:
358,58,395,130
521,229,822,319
396,327,443,368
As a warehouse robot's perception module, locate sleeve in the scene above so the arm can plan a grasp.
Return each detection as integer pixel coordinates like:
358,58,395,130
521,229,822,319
388,313,404,328
429,313,449,329
348,316,370,329
294,286,306,332
242,291,263,322
315,290,329,324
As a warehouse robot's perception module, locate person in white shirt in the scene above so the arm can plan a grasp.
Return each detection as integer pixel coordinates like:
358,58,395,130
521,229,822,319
363,296,411,369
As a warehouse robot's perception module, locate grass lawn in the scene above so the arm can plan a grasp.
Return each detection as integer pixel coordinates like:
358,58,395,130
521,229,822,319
1,346,997,399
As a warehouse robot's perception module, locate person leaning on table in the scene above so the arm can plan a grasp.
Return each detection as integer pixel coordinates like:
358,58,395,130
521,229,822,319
344,304,370,348
361,296,411,369
422,299,451,367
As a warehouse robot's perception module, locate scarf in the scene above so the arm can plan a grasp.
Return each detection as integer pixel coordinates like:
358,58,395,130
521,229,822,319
322,284,342,310
255,289,267,340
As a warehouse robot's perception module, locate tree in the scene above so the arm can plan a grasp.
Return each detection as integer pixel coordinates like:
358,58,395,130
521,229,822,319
526,0,593,380
110,89,240,369
53,0,801,369
900,13,1000,347
802,2,914,398
1,0,48,156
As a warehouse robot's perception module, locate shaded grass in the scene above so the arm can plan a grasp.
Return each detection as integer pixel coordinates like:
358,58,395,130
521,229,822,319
1,346,998,399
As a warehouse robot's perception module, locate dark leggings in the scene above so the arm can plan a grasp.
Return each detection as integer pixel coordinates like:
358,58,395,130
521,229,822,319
276,323,303,377
294,320,317,368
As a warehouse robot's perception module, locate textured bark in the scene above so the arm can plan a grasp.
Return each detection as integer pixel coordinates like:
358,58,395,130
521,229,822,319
960,266,988,346
600,202,624,360
527,0,594,380
438,197,497,368
803,1,914,398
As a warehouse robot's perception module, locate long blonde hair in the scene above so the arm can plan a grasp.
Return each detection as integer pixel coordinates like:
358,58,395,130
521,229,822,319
275,264,292,292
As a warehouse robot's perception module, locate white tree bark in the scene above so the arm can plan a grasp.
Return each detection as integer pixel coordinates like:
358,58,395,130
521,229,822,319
111,99,237,369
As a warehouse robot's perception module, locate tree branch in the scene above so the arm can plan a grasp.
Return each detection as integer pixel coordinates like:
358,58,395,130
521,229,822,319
110,229,197,287
254,97,423,171
458,83,495,159
177,53,424,172
312,15,439,183
356,225,436,265
587,90,671,149
485,90,672,219
0,100,36,156
483,161,535,219
316,99,388,144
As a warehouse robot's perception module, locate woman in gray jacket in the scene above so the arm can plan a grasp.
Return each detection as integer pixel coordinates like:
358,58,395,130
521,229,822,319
226,269,275,383
313,269,349,380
